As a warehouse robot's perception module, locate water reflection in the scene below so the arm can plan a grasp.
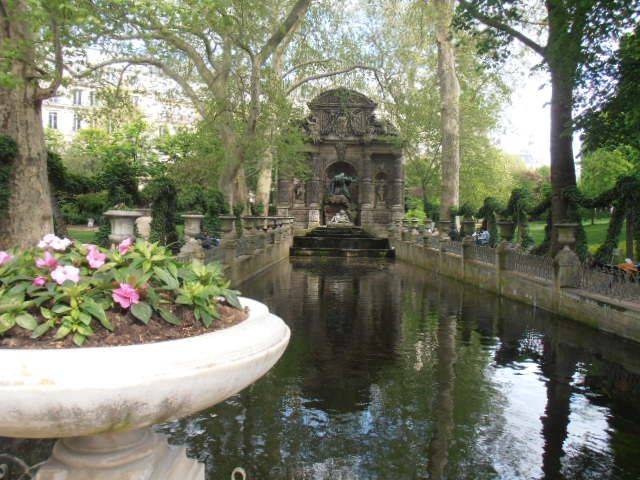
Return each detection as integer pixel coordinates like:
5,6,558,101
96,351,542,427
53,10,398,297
159,258,640,479
4,258,640,479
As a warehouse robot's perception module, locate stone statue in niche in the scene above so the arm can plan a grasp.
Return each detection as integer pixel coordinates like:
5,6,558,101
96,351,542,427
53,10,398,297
306,115,321,143
375,180,386,205
293,179,305,203
329,173,357,200
329,209,352,225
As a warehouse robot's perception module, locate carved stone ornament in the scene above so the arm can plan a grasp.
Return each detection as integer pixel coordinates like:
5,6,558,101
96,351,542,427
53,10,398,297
302,88,398,140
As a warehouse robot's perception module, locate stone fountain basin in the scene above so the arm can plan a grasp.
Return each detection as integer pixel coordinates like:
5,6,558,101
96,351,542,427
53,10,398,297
0,297,290,439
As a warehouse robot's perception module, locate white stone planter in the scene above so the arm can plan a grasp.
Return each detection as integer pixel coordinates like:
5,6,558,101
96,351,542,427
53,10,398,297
182,214,204,239
0,297,290,479
103,209,142,243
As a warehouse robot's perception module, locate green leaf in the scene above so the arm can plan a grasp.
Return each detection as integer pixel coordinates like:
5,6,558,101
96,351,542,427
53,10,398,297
78,312,92,326
40,307,54,320
222,289,242,310
200,308,213,328
158,307,181,325
131,302,152,324
76,324,94,337
0,314,16,334
175,295,193,305
16,313,37,331
178,268,197,281
54,325,71,340
153,267,179,290
73,333,86,346
82,299,113,331
31,321,52,339
52,304,71,314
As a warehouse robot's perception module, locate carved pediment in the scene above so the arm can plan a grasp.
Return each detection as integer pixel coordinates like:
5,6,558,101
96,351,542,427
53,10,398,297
303,88,397,140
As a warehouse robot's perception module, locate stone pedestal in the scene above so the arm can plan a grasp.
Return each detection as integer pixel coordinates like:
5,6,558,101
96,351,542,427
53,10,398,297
104,210,142,244
36,428,203,480
554,246,581,289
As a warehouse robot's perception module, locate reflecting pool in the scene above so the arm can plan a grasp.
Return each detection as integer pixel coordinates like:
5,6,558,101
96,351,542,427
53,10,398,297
4,258,640,479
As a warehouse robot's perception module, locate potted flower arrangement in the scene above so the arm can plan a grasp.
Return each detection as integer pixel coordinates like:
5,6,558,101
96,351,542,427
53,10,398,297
0,234,290,479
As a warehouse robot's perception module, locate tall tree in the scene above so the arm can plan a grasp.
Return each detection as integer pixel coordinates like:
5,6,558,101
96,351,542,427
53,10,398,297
0,0,89,248
458,0,639,252
432,0,461,221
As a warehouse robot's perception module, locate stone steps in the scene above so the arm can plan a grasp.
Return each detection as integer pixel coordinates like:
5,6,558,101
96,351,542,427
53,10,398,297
290,226,395,258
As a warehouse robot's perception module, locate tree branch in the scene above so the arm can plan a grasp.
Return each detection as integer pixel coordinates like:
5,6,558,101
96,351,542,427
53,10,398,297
284,59,335,77
36,18,64,100
257,0,312,64
286,65,379,95
458,0,547,58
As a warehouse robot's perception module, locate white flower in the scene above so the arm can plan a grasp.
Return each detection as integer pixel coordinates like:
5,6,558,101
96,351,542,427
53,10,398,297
38,234,72,251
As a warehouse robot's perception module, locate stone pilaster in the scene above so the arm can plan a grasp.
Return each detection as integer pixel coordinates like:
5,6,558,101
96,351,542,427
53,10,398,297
391,155,404,222
277,177,291,216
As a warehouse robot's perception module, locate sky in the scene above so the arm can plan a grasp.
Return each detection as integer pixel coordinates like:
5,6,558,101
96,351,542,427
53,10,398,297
497,49,582,171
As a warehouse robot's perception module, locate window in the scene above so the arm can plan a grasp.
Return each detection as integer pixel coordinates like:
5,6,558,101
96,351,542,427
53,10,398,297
89,91,95,106
73,113,82,132
72,89,82,106
48,111,58,130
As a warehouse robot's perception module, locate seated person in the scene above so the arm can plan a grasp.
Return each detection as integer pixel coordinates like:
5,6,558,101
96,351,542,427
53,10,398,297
477,229,490,246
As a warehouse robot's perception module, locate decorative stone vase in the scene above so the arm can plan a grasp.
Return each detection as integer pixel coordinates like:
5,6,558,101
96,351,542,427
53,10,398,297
497,220,515,242
103,209,142,244
0,298,290,480
182,214,204,240
462,219,477,237
555,223,579,249
438,220,452,238
219,215,236,239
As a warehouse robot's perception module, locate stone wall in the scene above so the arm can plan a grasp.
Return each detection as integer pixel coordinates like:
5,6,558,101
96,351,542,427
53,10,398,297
179,216,295,287
392,236,640,343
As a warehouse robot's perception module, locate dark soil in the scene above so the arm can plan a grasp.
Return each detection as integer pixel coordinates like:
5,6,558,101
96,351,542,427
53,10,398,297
0,303,249,349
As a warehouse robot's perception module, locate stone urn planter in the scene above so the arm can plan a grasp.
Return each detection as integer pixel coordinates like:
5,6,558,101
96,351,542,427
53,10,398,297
0,297,290,480
555,222,579,249
182,213,204,240
103,209,142,243
497,220,515,242
462,218,477,237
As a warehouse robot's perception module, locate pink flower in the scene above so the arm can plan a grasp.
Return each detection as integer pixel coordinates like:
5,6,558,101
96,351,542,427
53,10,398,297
32,276,47,287
51,265,80,285
86,245,106,269
0,251,13,266
38,234,72,251
36,251,58,270
112,283,140,309
118,238,133,255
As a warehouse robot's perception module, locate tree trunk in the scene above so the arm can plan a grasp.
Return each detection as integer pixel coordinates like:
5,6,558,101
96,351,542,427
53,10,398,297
548,66,578,254
0,2,54,249
434,0,461,222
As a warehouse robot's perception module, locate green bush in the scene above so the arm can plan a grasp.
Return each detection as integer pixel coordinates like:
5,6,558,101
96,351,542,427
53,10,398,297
148,176,180,251
99,158,141,208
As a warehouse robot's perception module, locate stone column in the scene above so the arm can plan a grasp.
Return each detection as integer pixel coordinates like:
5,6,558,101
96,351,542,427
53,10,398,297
360,148,374,227
391,154,404,223
554,246,581,290
277,177,291,216
307,154,322,228
179,214,205,261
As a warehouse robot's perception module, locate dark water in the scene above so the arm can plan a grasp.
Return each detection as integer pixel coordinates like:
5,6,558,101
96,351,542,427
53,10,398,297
4,258,640,479
160,258,640,479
